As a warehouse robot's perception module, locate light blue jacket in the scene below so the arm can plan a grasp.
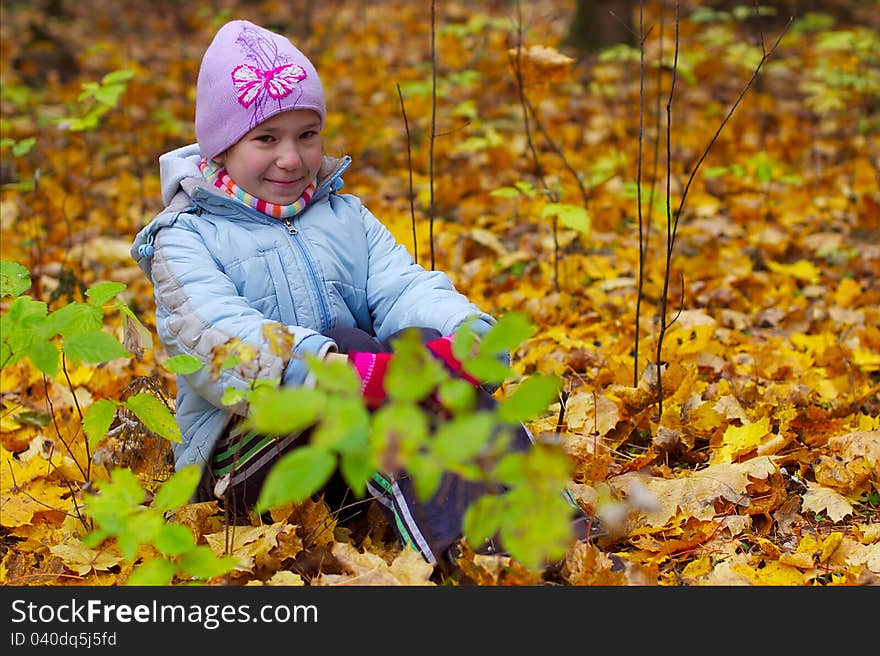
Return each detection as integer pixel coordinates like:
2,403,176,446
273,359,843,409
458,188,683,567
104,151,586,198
131,144,495,475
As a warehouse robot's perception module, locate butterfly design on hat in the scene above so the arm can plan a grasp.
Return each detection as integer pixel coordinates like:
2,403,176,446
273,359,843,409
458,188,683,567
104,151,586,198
230,25,308,128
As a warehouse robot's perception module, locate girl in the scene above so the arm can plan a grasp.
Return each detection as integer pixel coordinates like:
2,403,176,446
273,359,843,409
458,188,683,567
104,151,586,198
131,19,596,568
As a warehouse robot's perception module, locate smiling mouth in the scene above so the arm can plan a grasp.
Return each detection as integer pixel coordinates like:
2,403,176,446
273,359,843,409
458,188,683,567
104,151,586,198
267,178,302,185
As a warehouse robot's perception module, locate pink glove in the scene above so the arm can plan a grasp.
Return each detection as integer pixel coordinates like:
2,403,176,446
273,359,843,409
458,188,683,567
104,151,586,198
425,335,480,387
349,351,393,409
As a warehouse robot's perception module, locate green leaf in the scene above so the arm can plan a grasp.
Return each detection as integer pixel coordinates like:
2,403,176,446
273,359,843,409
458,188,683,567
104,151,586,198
305,353,361,396
91,468,146,510
122,392,181,442
2,296,50,370
436,378,477,415
152,465,201,513
433,413,495,465
462,494,504,548
178,545,239,580
311,396,369,452
0,260,30,297
164,353,203,375
125,558,177,586
498,374,561,423
245,386,326,435
338,447,373,499
102,69,135,85
542,202,591,234
154,522,196,556
63,330,131,364
221,386,248,406
119,302,154,353
406,453,445,501
27,338,59,377
489,186,521,199
461,352,510,384
514,180,537,197
371,402,430,465
45,302,102,339
11,137,36,157
755,159,774,185
478,312,535,356
386,329,446,402
255,445,336,512
94,84,125,106
85,281,126,307
703,165,729,178
83,399,117,452
497,487,571,570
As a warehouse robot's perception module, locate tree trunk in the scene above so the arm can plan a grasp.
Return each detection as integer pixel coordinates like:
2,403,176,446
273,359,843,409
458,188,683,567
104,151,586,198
563,0,636,55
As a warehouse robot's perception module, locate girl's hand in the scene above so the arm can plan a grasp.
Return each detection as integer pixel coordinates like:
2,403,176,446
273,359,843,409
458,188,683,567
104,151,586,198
348,351,393,409
424,335,481,387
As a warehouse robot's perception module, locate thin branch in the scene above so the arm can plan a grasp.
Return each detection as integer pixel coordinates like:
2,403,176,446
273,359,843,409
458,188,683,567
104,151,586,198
656,0,681,419
669,18,792,250
554,390,570,435
524,97,590,206
42,373,88,481
654,4,791,418
510,0,561,291
396,83,419,265
428,0,438,270
634,0,647,388
61,352,91,478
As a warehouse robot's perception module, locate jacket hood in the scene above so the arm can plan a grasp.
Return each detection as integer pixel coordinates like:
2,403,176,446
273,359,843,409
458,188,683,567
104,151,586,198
131,144,351,278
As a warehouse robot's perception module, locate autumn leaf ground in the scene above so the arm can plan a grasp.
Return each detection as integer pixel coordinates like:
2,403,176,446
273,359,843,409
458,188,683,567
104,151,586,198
0,0,878,586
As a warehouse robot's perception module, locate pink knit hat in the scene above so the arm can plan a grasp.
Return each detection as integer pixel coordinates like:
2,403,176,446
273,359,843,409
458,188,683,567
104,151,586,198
195,20,326,160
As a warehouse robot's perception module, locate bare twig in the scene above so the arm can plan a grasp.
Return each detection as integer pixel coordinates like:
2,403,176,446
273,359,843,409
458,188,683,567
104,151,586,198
396,83,419,265
634,0,647,388
42,373,88,481
654,2,792,418
524,97,590,206
429,0,438,270
510,0,562,291
554,390,570,435
61,353,91,478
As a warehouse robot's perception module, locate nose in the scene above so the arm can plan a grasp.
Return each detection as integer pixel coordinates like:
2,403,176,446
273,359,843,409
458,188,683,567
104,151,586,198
275,144,302,170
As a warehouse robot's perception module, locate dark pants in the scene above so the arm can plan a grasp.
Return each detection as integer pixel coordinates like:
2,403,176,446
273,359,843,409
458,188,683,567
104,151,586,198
198,327,536,565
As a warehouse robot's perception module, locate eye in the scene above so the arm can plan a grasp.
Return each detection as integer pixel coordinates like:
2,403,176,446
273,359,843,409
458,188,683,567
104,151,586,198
300,130,319,140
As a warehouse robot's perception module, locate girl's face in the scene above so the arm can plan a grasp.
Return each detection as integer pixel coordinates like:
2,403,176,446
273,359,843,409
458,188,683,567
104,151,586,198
216,109,323,206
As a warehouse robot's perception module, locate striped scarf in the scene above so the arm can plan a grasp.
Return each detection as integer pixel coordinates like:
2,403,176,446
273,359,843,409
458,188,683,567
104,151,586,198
199,158,316,220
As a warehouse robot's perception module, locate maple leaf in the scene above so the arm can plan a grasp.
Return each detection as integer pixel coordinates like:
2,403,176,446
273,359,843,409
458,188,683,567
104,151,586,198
450,541,545,585
203,522,302,574
710,417,772,464
609,456,779,530
313,543,435,586
559,540,631,585
731,559,808,585
168,501,224,542
49,540,124,576
766,259,821,284
801,481,853,523
507,44,575,89
248,570,305,586
564,391,620,436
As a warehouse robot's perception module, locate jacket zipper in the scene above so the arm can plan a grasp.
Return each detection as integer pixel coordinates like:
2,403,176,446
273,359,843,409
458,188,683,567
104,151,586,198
282,218,330,329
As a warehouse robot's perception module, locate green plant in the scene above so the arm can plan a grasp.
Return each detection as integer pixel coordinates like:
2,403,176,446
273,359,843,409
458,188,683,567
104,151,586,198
55,69,134,132
83,465,239,585
0,260,179,485
202,312,577,570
